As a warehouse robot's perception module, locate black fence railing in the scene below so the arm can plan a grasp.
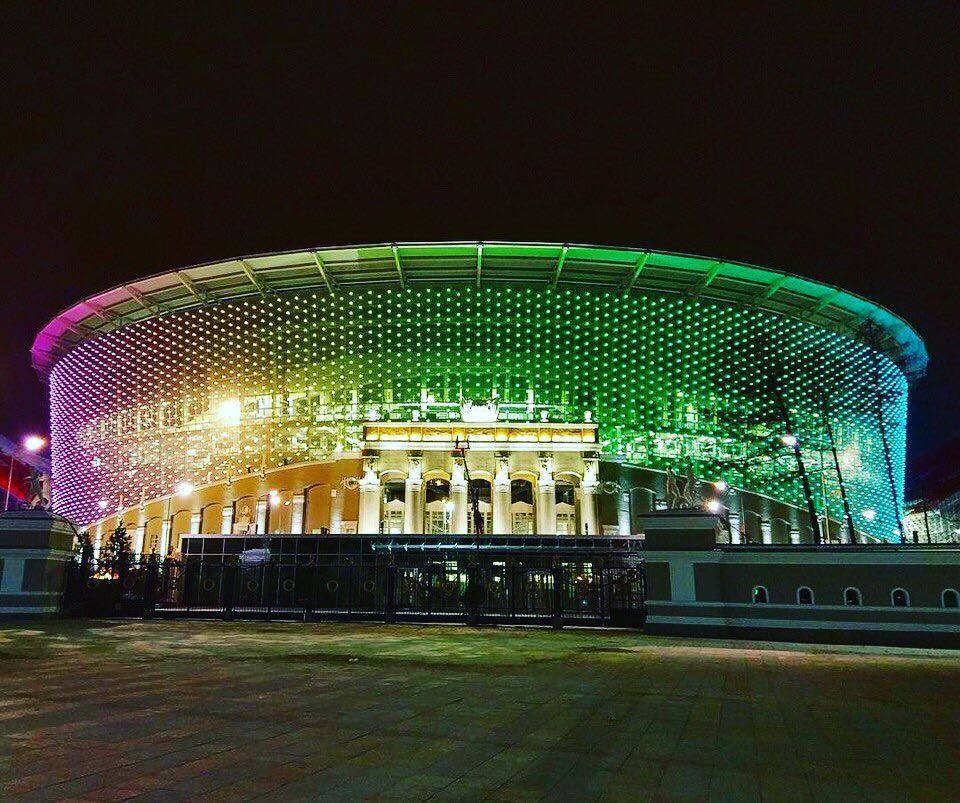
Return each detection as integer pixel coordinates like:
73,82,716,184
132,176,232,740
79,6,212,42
63,534,646,628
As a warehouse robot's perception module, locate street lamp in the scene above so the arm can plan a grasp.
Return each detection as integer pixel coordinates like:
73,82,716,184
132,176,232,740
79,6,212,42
23,435,47,453
4,434,49,512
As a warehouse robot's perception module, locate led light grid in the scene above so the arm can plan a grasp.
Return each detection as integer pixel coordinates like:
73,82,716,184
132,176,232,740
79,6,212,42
49,285,907,538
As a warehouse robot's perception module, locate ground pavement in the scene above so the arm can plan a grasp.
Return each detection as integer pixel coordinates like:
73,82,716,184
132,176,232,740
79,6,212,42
1,620,958,801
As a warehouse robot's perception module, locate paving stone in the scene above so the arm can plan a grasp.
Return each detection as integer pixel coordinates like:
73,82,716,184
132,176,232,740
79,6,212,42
0,620,957,801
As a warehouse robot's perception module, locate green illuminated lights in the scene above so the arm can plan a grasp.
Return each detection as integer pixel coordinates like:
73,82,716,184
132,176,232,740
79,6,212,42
49,284,908,538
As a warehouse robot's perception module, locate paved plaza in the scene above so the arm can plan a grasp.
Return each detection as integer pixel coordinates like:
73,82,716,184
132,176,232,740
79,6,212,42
1,621,958,801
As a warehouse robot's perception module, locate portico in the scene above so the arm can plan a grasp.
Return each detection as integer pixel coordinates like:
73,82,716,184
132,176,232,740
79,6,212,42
359,419,601,535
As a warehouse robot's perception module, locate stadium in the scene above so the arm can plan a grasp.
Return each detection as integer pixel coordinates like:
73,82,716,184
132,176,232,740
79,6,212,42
32,243,926,553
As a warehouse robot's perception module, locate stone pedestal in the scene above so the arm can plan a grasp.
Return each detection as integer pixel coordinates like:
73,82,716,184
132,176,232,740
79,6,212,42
0,509,77,618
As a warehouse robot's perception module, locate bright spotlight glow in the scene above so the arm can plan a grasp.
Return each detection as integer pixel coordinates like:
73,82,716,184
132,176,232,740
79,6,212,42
781,434,798,448
706,499,722,514
443,501,454,513
861,508,877,521
22,435,46,453
269,489,281,505
98,499,109,510
175,481,195,497
713,480,728,493
216,398,242,426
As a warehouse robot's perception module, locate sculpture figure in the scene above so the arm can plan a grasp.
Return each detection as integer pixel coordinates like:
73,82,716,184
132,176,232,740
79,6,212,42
682,465,701,508
665,467,683,509
28,470,51,510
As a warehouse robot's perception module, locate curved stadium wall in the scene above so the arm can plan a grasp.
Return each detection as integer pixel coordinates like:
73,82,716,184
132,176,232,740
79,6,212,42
38,244,919,540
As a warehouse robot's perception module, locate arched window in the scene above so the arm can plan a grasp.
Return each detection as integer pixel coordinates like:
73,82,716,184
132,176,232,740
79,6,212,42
751,585,768,604
797,586,814,605
424,479,451,534
381,481,405,534
555,482,576,535
844,587,862,606
942,589,960,609
891,588,910,607
510,479,535,535
468,479,492,535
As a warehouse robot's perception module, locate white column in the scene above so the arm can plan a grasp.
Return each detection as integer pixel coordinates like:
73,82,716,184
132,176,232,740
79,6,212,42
580,459,599,536
159,519,171,555
290,493,305,534
189,512,202,534
255,500,268,534
789,526,800,545
133,526,145,556
761,520,772,544
220,505,234,535
358,463,381,534
329,487,344,534
450,458,468,534
618,492,631,536
492,458,511,535
728,511,742,544
536,457,556,535
403,457,424,534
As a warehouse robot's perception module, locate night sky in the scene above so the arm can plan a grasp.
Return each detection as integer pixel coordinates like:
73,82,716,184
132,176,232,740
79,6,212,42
4,4,958,486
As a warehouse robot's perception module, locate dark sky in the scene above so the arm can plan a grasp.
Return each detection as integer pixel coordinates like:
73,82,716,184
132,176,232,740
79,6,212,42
3,3,958,480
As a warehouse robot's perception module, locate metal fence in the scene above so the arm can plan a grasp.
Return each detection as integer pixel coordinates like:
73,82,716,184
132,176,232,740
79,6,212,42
63,534,646,628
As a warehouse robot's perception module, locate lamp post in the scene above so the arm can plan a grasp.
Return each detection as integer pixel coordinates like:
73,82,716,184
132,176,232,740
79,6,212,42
454,435,483,551
4,434,48,512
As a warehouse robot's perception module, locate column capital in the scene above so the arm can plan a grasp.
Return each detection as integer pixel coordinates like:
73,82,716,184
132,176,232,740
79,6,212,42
359,458,380,489
582,458,600,490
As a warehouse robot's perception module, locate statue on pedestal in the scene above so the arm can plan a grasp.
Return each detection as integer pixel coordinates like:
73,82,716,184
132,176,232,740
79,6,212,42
28,470,51,510
665,465,702,510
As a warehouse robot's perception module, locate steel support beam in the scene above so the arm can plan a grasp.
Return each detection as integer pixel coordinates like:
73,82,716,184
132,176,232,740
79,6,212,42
175,271,210,302
550,245,569,288
690,260,723,297
238,259,267,296
758,274,788,301
83,301,121,324
60,320,93,338
312,252,336,294
805,288,842,318
621,251,650,294
123,285,162,315
391,244,406,288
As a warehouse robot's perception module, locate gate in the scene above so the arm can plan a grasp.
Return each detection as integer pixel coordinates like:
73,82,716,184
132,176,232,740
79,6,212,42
63,534,646,628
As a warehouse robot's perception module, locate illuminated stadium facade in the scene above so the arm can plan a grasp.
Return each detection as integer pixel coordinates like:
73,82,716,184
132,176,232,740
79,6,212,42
33,243,926,551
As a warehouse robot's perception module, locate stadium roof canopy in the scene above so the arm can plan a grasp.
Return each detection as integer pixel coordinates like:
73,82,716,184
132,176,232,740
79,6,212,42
32,242,928,381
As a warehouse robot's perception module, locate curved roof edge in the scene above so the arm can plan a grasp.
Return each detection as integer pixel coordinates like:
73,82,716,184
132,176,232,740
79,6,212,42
32,242,928,382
